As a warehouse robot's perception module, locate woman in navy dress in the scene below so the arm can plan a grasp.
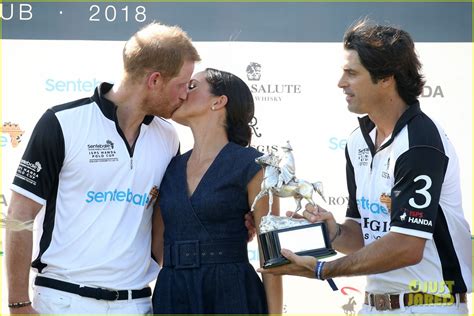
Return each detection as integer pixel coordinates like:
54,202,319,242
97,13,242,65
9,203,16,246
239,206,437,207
151,68,282,314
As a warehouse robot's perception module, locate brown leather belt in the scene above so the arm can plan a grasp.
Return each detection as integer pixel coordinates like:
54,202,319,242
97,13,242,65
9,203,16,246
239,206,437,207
364,291,467,311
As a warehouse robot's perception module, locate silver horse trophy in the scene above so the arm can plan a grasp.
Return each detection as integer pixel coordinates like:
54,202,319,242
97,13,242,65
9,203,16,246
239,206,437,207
252,141,336,268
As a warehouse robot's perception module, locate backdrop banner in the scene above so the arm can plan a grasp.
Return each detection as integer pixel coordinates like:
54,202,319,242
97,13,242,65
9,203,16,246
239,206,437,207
2,2,472,314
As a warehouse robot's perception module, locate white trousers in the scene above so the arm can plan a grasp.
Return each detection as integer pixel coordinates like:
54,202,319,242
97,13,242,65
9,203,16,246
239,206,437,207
33,286,152,314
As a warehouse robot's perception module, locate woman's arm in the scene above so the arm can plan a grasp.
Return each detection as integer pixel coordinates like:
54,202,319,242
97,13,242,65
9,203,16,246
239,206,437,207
151,203,165,266
248,170,283,314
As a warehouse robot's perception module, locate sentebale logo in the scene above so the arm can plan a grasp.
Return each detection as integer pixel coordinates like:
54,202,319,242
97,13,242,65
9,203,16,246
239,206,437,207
85,188,150,206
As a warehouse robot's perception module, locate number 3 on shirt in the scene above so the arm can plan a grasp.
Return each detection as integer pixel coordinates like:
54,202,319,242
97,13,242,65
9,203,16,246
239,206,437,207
408,175,432,209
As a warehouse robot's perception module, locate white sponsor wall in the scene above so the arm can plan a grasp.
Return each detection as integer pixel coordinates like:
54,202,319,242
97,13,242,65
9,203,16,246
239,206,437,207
1,39,472,314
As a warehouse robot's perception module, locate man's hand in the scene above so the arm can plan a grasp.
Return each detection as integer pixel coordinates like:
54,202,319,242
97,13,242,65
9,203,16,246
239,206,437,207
257,249,316,278
299,204,339,241
286,204,339,242
9,304,38,314
244,211,256,242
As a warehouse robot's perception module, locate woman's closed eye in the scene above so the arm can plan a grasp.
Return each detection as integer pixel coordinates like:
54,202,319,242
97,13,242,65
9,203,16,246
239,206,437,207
188,82,197,90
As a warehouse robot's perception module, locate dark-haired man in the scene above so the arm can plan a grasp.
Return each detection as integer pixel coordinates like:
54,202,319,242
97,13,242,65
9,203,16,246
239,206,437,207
260,20,471,314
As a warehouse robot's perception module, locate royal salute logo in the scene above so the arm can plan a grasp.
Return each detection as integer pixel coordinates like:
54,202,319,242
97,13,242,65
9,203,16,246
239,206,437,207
1,122,24,148
246,62,262,81
245,62,302,102
87,139,118,163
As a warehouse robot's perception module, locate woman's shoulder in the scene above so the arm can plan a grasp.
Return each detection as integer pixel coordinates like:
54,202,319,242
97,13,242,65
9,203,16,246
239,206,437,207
227,142,263,160
167,149,191,168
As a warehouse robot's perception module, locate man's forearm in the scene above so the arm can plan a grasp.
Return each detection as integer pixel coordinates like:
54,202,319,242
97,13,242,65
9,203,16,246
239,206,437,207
6,229,33,302
332,220,364,254
323,232,425,279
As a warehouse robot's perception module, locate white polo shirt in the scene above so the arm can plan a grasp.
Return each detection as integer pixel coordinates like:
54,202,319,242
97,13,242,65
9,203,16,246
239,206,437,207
345,101,471,295
12,83,179,290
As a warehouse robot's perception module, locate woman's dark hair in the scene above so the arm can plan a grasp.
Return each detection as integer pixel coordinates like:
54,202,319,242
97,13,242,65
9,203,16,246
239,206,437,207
343,19,425,105
205,68,254,147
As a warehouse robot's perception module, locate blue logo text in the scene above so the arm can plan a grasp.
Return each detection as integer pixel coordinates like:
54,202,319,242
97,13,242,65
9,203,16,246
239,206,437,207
86,188,149,206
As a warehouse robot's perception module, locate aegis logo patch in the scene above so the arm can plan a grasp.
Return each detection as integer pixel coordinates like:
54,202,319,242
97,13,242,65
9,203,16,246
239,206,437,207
85,188,150,206
88,140,118,163
363,218,389,233
363,218,389,240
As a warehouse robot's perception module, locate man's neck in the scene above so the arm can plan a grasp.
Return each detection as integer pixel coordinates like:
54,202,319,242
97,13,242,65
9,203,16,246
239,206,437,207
105,81,147,147
369,97,408,150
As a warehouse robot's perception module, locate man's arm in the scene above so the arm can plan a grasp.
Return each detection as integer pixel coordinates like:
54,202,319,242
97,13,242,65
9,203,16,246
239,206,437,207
258,231,425,279
302,204,364,254
6,191,43,314
323,231,425,278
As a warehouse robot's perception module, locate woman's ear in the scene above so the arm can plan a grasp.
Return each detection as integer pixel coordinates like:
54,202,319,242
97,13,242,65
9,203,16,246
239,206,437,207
212,95,228,110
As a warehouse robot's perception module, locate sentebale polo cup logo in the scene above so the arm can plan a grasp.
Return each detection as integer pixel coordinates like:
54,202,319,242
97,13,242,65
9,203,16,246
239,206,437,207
88,139,118,163
246,62,262,81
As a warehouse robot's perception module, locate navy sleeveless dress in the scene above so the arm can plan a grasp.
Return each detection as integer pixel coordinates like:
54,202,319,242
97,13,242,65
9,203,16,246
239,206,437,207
152,142,268,314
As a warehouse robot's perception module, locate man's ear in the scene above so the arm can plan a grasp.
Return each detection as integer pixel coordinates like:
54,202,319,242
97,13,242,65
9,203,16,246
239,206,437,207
148,72,162,88
380,75,394,88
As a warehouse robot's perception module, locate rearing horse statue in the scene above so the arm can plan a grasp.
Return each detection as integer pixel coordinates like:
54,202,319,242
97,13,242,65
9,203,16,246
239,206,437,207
251,151,325,216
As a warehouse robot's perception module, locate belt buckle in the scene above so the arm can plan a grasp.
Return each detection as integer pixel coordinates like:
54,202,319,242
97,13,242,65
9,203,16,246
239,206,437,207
174,240,200,269
97,287,120,301
373,294,392,311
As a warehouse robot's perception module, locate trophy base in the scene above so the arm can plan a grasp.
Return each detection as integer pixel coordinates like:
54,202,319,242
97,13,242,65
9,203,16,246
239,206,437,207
259,222,336,269
262,248,337,269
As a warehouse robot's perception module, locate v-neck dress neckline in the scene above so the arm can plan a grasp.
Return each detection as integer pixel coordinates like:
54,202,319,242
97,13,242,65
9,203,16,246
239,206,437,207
184,142,231,200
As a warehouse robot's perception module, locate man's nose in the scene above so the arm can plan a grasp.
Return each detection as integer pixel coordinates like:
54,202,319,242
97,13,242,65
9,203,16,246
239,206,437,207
337,75,347,88
179,87,188,100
